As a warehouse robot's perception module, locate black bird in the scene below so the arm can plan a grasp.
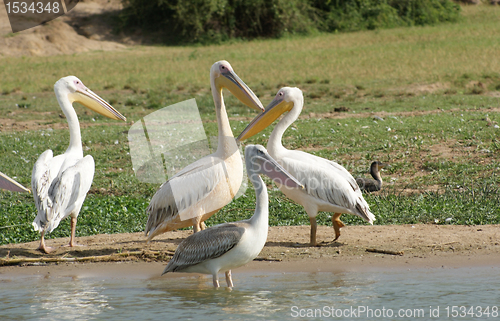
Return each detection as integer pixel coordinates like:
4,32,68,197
356,161,388,192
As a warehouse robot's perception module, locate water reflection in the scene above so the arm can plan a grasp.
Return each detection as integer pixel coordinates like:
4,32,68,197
29,276,111,320
148,271,379,318
1,267,499,321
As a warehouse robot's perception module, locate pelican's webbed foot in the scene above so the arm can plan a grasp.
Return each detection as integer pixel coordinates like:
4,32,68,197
332,213,345,242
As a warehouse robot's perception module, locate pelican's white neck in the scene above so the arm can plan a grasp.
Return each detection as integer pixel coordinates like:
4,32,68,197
55,90,83,157
248,172,269,230
268,100,302,156
211,79,236,156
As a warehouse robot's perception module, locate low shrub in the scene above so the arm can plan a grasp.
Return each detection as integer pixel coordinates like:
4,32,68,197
120,0,461,44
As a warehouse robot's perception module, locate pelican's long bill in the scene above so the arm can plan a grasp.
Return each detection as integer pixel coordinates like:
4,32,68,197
70,87,126,121
237,94,294,142
252,147,303,189
219,69,264,112
0,171,30,193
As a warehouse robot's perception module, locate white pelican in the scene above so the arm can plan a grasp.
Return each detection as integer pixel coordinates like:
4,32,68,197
162,144,303,288
145,61,264,242
237,87,375,246
356,161,388,193
0,172,30,192
32,76,126,253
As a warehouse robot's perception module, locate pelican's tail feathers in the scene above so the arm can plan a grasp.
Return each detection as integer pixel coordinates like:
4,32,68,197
32,216,60,234
355,199,376,224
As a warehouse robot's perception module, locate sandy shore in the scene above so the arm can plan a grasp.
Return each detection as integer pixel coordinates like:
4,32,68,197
1,224,499,278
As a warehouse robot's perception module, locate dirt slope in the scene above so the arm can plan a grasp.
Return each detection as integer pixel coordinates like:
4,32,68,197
0,0,127,57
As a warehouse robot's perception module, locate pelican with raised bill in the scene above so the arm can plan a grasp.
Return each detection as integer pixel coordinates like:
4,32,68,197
145,61,264,242
162,144,303,288
32,76,126,253
0,171,30,192
237,87,375,246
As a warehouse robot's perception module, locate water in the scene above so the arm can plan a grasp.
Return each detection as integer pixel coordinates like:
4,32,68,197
1,266,499,320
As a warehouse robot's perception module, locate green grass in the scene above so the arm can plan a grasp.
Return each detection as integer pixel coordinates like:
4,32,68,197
0,5,499,245
0,7,498,95
0,193,148,244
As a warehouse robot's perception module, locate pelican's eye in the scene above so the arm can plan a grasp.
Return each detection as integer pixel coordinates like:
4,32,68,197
278,92,284,97
220,64,232,73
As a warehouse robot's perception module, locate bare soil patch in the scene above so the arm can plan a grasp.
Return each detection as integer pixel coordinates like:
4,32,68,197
303,106,500,121
1,224,499,273
0,0,126,57
402,82,451,95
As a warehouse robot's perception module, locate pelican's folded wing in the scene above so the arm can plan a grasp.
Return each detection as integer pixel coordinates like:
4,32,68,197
33,155,95,233
32,150,54,231
280,151,373,222
145,155,228,234
163,223,245,273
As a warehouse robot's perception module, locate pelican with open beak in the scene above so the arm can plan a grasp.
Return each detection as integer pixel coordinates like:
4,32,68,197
32,76,126,253
237,87,375,246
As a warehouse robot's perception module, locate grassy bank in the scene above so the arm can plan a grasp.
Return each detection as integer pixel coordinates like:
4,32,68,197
0,7,498,96
0,5,499,245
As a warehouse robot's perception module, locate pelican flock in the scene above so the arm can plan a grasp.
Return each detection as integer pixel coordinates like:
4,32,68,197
31,76,126,253
356,161,388,193
145,61,264,242
2,60,383,290
0,171,30,193
237,87,375,246
162,144,303,288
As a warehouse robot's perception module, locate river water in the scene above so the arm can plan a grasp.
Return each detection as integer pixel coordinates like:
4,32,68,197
1,265,499,320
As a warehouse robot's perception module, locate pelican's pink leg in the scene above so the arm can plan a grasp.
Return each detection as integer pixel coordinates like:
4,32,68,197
309,217,318,247
225,270,233,288
65,217,83,247
332,213,345,241
213,274,220,288
37,230,54,254
192,217,204,233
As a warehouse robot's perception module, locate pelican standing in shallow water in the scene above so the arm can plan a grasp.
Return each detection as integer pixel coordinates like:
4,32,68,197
0,172,30,192
32,76,126,253
162,144,303,288
145,61,264,242
237,87,375,246
356,161,388,193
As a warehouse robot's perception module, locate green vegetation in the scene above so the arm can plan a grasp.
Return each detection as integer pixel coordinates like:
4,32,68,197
119,0,460,44
0,6,499,245
0,194,148,244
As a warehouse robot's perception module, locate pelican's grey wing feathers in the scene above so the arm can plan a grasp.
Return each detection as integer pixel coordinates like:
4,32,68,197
164,223,245,273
